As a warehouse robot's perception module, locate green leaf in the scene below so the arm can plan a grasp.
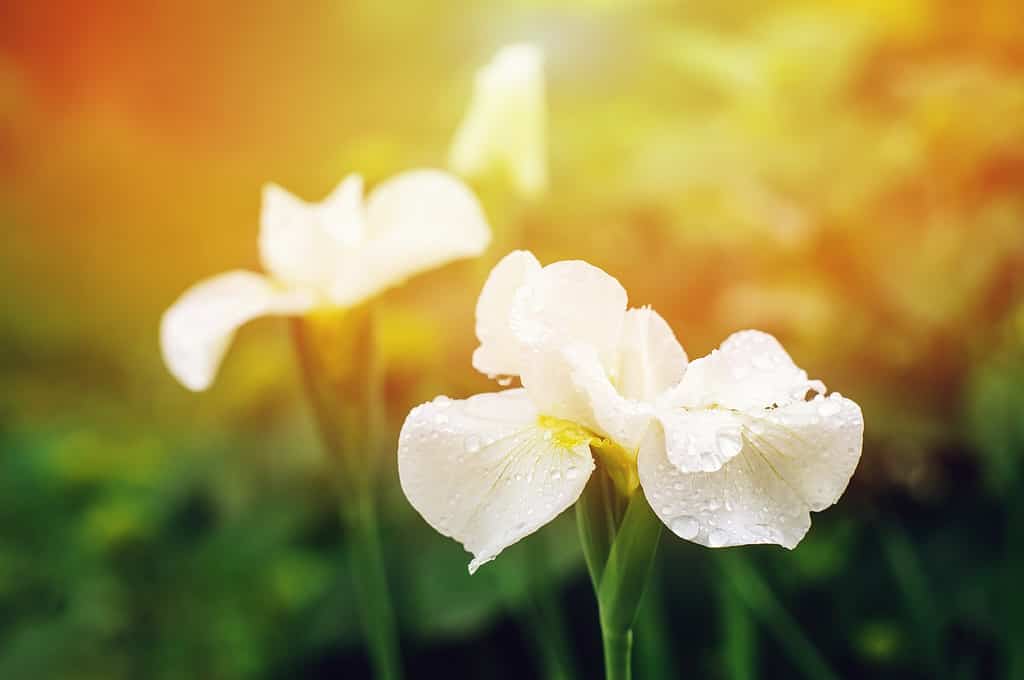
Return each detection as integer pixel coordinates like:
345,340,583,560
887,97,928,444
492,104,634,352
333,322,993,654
598,489,662,635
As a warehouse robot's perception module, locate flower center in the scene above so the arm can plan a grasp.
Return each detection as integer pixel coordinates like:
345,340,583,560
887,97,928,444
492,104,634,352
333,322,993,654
537,415,640,497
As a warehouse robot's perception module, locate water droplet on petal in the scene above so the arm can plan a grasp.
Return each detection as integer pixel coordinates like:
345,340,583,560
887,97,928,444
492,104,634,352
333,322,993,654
434,413,449,425
671,516,700,540
708,529,728,547
716,431,743,459
818,399,842,417
497,376,513,387
465,435,482,453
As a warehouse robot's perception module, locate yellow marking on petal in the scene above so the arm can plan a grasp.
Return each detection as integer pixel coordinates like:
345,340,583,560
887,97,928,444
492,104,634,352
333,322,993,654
537,415,593,449
536,415,640,497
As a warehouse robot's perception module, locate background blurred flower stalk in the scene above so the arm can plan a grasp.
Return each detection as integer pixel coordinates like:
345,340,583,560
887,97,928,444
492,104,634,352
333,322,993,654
291,306,402,680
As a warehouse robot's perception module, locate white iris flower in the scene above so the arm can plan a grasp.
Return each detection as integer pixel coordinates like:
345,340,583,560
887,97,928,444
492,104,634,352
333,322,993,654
161,170,491,391
398,250,863,572
449,44,547,198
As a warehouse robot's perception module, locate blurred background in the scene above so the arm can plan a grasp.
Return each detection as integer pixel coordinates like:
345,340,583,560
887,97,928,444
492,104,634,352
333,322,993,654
2,0,1023,678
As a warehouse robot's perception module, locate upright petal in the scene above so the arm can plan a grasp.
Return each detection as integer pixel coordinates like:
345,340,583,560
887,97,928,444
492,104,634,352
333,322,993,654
616,307,688,402
511,260,628,418
472,250,542,378
449,44,547,197
510,260,627,363
398,389,594,573
563,342,654,448
320,174,366,247
160,271,315,391
329,169,491,307
672,330,824,411
638,391,863,549
258,176,364,290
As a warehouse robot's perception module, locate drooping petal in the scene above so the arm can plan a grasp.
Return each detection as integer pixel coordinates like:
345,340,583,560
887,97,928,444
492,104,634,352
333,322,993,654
638,392,863,549
449,44,547,197
671,330,824,411
472,250,542,377
398,388,594,573
329,169,492,307
258,176,364,289
160,271,316,391
639,423,811,549
655,408,746,473
616,307,688,402
740,392,864,511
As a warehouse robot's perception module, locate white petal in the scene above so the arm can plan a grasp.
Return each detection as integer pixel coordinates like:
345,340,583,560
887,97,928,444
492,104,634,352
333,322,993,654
639,423,810,549
740,392,864,511
638,393,863,549
160,271,315,391
472,250,542,377
562,342,655,448
656,408,746,473
329,169,491,306
672,330,824,411
398,388,594,573
258,177,363,290
617,307,688,402
511,260,628,418
320,174,366,247
449,44,547,197
509,260,627,357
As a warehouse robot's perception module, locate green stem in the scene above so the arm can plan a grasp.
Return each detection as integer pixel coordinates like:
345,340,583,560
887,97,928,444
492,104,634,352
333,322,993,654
602,628,634,680
346,489,402,680
634,563,676,680
291,315,403,680
523,534,578,680
578,462,662,680
577,471,614,590
719,564,756,680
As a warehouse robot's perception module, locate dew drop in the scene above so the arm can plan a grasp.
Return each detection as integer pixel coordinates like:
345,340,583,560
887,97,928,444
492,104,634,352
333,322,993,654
818,399,842,417
671,516,700,540
565,466,579,479
708,529,728,547
550,470,562,480
465,435,482,453
716,431,743,459
434,413,449,425
497,375,513,387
